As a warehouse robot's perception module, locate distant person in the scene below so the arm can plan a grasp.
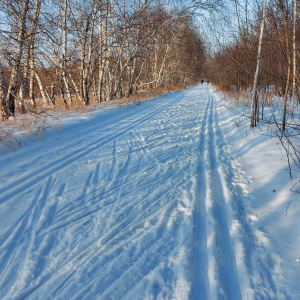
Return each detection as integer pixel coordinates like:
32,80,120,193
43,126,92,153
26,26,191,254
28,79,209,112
207,81,209,84
201,79,204,84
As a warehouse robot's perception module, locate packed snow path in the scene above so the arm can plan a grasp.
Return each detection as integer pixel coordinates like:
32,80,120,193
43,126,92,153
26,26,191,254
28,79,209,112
0,84,280,299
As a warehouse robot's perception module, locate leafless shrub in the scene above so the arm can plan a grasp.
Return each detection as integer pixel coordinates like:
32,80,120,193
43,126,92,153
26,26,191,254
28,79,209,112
0,108,60,154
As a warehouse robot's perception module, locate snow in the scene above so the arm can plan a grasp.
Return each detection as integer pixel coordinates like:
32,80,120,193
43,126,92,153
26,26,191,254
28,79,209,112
0,84,299,299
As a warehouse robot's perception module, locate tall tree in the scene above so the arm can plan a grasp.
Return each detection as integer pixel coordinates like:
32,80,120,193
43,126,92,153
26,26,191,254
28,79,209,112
290,0,297,116
277,0,292,131
0,59,5,116
19,0,42,110
2,0,29,120
250,0,267,127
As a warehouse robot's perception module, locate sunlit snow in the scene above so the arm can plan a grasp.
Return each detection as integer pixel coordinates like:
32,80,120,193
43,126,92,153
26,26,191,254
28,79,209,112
0,84,299,299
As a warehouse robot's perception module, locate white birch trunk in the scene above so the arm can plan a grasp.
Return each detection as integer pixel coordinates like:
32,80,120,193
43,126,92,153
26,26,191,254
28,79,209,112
19,0,42,112
250,0,267,127
29,49,36,108
4,0,29,119
69,74,83,103
290,0,297,116
98,4,105,102
281,0,291,131
0,59,6,120
34,70,53,107
62,0,72,107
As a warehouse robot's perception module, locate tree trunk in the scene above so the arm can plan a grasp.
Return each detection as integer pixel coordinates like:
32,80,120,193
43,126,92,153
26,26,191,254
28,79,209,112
34,70,53,107
0,59,8,121
29,44,36,108
250,0,267,128
3,0,29,120
69,74,83,103
61,0,72,107
19,0,42,112
281,0,291,131
290,0,297,116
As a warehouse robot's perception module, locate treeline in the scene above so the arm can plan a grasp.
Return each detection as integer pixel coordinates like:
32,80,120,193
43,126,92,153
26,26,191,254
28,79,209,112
208,0,300,181
209,0,300,107
0,0,206,120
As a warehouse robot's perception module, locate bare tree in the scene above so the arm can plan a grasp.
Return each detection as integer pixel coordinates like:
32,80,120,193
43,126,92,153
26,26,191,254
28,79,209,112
60,0,72,107
276,0,292,131
19,0,42,111
0,0,211,116
68,0,99,105
1,0,30,120
0,59,5,114
250,0,267,128
290,0,297,116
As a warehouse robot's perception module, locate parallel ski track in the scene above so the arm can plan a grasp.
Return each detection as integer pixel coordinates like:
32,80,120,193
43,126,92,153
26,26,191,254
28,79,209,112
205,92,241,299
0,92,184,203
192,89,210,299
191,90,241,299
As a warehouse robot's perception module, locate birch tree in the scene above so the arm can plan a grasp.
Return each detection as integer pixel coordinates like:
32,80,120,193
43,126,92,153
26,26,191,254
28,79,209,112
290,0,297,116
250,0,267,128
68,0,100,105
0,0,210,115
0,59,5,116
97,0,109,102
60,0,72,107
1,0,30,120
277,0,292,131
19,0,42,110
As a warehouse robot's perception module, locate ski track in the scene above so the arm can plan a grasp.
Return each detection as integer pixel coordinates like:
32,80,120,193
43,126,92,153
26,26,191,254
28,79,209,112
0,84,279,299
205,94,241,299
0,93,184,203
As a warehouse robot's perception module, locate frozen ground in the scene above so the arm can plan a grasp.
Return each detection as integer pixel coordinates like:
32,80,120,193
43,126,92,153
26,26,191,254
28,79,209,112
0,84,299,299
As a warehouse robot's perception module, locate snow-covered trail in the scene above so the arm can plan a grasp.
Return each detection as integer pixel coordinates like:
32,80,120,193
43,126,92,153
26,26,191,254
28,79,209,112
0,84,279,299
196,93,241,300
